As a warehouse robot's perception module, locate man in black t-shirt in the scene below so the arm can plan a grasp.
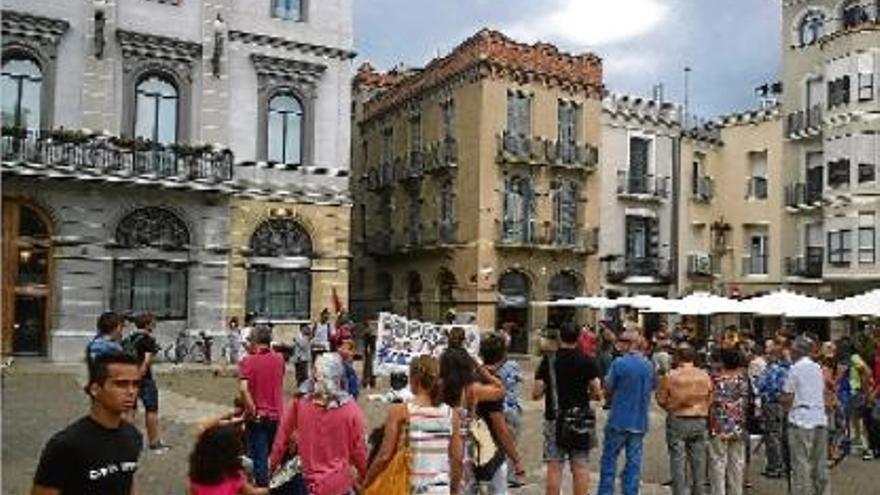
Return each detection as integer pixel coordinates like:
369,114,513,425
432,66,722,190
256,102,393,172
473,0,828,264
533,322,603,495
33,351,143,495
127,312,169,453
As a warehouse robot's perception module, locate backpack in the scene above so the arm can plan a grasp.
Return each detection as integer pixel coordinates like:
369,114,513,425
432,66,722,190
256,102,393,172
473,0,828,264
121,331,147,360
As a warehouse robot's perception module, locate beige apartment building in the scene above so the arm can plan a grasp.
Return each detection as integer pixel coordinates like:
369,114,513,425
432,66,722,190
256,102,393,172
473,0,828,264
350,29,602,353
780,0,880,297
679,109,786,297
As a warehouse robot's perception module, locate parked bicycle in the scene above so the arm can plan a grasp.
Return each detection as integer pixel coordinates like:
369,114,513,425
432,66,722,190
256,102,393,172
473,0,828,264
159,330,214,364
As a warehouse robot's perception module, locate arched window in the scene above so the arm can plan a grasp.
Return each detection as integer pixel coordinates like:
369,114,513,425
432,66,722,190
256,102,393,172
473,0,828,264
115,207,189,249
548,271,581,301
1,56,43,130
246,219,312,320
798,11,826,45
113,208,189,319
497,271,530,307
551,180,578,245
135,75,178,144
248,218,312,257
841,1,870,29
501,175,534,242
268,93,303,165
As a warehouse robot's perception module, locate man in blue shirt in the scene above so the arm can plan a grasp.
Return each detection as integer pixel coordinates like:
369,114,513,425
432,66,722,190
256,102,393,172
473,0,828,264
598,329,656,495
86,312,125,366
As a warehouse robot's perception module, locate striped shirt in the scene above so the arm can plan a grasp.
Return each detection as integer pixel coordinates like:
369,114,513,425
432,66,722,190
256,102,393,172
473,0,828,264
408,403,453,495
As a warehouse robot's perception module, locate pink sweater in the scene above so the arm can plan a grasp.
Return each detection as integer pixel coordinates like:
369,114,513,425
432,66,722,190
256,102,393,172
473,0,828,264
270,398,367,495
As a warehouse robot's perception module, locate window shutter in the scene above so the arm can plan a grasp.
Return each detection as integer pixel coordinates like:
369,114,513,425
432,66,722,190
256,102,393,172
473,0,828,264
842,76,851,104
113,264,131,313
648,218,660,258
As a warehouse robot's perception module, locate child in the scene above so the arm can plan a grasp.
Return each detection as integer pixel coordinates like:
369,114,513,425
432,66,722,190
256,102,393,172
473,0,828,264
189,423,268,495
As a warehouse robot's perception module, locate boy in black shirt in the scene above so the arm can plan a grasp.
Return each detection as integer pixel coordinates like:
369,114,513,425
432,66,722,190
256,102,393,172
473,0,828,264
533,322,603,495
128,312,169,453
32,351,143,495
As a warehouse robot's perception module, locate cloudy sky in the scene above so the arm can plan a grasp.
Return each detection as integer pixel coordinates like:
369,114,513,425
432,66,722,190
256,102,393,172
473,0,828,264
354,0,781,119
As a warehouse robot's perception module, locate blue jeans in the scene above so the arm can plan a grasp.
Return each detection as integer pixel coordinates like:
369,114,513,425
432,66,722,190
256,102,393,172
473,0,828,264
246,418,278,487
598,427,645,495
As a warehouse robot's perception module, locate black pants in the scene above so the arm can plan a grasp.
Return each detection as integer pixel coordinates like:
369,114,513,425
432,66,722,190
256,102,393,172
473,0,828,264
866,403,880,456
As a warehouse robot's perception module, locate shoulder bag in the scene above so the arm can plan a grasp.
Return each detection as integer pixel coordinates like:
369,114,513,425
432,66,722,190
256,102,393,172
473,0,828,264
364,407,411,495
548,354,595,451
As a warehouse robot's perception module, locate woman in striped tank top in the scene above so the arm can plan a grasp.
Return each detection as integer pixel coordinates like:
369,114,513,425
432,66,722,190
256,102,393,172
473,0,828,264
364,355,464,494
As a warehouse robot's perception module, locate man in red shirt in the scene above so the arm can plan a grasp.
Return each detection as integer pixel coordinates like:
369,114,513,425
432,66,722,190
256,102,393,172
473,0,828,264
239,325,285,487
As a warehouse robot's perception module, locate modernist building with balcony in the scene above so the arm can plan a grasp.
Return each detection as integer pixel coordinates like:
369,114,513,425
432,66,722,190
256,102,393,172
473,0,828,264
781,0,880,295
1,0,354,359
599,94,680,298
351,30,603,353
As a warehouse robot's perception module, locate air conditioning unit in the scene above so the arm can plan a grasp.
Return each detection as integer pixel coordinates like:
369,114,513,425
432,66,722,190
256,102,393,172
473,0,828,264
687,253,712,276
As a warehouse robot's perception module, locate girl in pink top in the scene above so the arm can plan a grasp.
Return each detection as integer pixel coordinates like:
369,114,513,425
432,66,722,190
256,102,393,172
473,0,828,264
270,353,368,495
189,423,268,495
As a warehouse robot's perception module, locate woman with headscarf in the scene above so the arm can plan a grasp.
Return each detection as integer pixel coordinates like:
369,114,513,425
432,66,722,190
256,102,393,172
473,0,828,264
269,353,367,495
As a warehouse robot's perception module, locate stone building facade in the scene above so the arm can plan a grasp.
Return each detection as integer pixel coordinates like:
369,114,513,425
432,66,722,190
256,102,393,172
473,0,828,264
1,0,353,360
780,0,880,297
350,30,602,353
598,95,680,298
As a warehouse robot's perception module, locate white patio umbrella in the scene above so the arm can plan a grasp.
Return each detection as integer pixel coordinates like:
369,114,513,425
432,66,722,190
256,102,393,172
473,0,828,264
533,296,620,309
615,294,668,310
676,292,746,315
740,290,839,318
834,289,880,317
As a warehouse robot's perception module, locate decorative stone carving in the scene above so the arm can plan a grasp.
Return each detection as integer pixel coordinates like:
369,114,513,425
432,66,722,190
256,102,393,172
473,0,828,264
116,29,202,76
1,10,70,55
251,53,325,94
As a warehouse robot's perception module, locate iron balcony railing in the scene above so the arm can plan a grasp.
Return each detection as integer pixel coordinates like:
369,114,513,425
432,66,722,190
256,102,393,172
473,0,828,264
741,254,769,276
746,176,769,199
605,256,672,282
785,247,823,278
785,180,823,208
1,130,234,181
616,171,670,199
495,221,597,253
785,105,823,138
497,132,597,169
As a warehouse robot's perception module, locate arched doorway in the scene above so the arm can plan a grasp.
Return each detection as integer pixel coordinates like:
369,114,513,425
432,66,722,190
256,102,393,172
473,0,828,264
437,268,457,323
496,270,531,354
547,271,581,328
2,200,53,355
245,218,312,320
406,271,423,319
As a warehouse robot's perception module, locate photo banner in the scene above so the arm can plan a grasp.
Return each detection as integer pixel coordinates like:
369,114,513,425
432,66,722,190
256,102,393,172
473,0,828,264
374,312,480,376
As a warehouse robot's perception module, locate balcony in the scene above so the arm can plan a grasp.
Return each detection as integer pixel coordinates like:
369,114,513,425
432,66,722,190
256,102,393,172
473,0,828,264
616,171,670,200
692,176,714,202
605,256,672,283
496,132,597,171
1,129,234,182
495,221,598,254
400,151,425,182
745,176,768,199
686,252,714,277
784,181,823,210
785,105,822,139
421,221,459,248
366,161,396,190
785,247,823,279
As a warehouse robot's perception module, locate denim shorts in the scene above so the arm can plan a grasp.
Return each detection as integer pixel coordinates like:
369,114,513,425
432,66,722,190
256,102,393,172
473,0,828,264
543,420,590,463
138,377,159,412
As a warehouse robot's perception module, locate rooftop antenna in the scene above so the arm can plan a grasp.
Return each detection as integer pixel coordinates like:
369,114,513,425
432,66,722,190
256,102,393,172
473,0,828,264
683,66,692,129
652,83,665,103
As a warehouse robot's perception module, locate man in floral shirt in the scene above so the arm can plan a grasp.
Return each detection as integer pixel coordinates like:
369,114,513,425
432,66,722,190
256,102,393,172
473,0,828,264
757,339,791,478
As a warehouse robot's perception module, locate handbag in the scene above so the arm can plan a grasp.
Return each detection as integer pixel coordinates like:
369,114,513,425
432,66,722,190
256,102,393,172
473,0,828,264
548,354,594,451
364,409,410,495
471,414,505,481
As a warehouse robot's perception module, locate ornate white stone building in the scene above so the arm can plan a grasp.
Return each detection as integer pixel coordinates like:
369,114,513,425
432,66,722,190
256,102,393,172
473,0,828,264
1,0,354,360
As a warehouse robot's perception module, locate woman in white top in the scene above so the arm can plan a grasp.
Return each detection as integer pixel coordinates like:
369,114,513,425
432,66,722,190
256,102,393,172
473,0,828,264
364,355,463,495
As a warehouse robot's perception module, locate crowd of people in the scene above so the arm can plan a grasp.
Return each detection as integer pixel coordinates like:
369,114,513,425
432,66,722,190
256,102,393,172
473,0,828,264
29,308,880,495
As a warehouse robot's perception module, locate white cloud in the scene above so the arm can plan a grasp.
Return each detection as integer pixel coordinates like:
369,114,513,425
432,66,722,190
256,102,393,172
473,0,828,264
506,0,670,49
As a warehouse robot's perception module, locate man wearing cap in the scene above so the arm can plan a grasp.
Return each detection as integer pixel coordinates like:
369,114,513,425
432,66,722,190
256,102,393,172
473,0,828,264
598,330,656,495
782,336,829,495
239,324,285,487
